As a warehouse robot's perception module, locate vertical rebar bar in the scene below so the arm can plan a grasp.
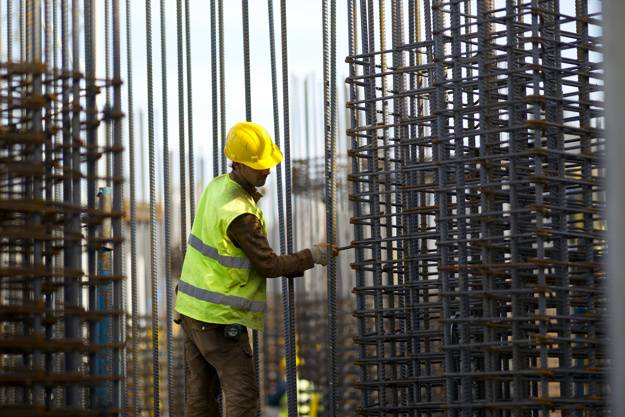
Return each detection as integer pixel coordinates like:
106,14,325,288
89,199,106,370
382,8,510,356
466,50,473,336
218,0,226,174
242,0,251,122
240,2,261,414
78,0,91,408
158,0,175,415
211,0,218,177
111,0,123,410
105,0,112,185
125,0,139,414
43,1,54,407
322,0,337,415
184,0,195,221
144,0,160,415
278,1,298,415
346,0,369,411
177,0,187,256
30,0,44,407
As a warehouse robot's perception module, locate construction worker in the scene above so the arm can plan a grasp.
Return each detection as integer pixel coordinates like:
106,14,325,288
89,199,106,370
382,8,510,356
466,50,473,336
175,121,337,417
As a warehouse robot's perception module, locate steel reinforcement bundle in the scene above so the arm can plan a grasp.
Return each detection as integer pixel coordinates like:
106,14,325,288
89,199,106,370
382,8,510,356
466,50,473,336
0,0,125,414
346,0,607,415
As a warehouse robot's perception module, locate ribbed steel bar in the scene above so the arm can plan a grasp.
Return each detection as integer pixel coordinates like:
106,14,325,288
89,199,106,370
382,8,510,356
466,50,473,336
43,0,55,406
218,0,226,174
84,0,96,409
347,1,374,413
159,0,175,415
240,2,261,414
267,0,286,260
242,0,251,122
30,1,44,407
278,0,298,415
322,0,338,415
2,5,14,402
176,0,187,256
401,0,424,409
0,1,3,61
6,0,12,127
105,0,112,185
449,1,471,414
576,2,600,411
330,4,338,414
111,0,123,411
267,1,289,410
475,2,496,411
19,0,23,60
125,0,139,413
362,0,388,413
144,0,160,415
184,0,195,221
211,0,218,177
24,1,30,61
432,2,455,414
51,8,62,402
60,0,70,407
390,0,410,409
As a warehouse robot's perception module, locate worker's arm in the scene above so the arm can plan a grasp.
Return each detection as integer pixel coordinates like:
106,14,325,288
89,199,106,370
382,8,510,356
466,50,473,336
227,213,314,278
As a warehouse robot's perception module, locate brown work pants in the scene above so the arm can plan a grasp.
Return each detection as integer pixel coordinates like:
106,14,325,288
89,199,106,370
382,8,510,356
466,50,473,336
181,315,258,417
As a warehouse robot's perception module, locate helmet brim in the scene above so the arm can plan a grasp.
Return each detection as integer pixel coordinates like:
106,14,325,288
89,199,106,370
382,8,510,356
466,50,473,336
238,143,284,170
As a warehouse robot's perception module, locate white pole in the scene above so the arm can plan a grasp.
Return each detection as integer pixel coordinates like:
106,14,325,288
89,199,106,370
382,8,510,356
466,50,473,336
605,0,625,413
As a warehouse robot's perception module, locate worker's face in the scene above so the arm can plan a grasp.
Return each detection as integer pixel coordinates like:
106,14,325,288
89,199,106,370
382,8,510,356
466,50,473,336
237,163,271,187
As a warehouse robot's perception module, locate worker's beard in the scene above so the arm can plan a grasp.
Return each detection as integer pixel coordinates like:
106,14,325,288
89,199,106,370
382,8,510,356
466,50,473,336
254,175,268,187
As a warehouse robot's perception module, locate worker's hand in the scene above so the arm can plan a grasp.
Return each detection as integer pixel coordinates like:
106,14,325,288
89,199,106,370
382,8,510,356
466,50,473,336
310,242,339,266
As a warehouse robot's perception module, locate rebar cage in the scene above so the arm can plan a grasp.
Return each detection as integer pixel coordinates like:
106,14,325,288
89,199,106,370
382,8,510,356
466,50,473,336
347,0,607,415
0,1,127,414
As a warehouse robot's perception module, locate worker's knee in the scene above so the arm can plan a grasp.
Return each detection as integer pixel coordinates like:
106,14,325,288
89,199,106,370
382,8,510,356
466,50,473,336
224,389,258,417
222,369,258,417
223,359,259,402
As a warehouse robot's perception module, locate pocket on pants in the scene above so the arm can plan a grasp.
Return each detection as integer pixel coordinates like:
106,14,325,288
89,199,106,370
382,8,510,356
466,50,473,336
185,318,221,354
223,332,253,357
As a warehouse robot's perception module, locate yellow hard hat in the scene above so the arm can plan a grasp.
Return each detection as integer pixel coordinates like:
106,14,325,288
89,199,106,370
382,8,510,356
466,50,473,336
224,122,283,170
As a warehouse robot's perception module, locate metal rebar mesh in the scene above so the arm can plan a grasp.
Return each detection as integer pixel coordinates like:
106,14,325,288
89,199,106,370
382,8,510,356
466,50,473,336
0,54,122,416
347,0,607,415
0,1,126,414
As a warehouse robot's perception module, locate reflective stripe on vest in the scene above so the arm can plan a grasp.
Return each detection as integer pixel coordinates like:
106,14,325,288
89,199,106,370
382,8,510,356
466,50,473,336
178,280,266,313
188,234,251,269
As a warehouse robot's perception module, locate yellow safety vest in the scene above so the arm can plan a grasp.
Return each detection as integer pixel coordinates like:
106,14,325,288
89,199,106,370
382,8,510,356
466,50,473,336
175,174,267,330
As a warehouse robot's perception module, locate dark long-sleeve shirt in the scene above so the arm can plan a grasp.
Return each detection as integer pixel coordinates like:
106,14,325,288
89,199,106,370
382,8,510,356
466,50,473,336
226,172,314,278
